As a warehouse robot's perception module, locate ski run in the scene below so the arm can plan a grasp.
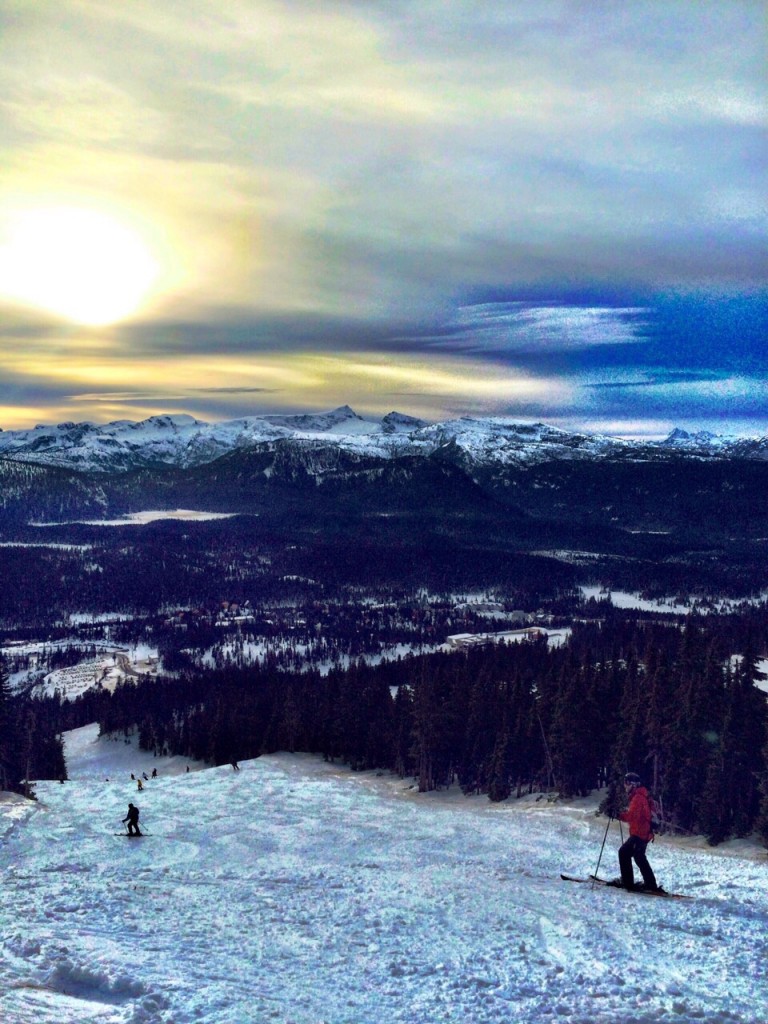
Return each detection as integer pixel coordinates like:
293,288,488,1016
1,725,767,1024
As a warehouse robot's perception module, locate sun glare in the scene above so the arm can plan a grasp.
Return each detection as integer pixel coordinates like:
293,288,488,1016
0,206,161,326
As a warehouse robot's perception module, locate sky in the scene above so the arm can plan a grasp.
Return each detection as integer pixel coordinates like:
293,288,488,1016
0,0,765,437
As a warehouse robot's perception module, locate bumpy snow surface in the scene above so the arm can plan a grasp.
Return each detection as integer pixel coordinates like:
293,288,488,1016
1,727,767,1024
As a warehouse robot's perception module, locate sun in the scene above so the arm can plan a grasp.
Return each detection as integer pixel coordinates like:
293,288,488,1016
0,205,161,326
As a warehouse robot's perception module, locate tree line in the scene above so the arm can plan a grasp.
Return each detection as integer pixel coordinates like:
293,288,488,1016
66,615,768,847
0,669,66,796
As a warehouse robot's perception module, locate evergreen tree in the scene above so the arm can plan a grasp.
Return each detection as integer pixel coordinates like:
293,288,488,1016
390,684,415,778
486,691,512,802
698,756,730,845
755,727,768,848
721,642,767,837
549,649,601,797
506,671,541,797
0,663,21,792
459,665,501,794
676,640,726,834
602,646,645,817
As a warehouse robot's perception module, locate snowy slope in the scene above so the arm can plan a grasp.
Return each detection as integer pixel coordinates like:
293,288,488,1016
1,406,766,474
1,727,767,1024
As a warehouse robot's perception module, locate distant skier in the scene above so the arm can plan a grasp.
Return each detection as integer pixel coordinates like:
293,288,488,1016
617,772,660,892
122,802,142,836
231,761,240,771
137,778,144,791
151,768,157,779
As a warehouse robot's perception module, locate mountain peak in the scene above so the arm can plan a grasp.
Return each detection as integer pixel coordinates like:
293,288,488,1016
0,410,765,474
381,411,429,433
663,427,722,447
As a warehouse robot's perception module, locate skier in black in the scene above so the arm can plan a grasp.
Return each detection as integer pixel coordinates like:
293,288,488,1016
122,802,142,836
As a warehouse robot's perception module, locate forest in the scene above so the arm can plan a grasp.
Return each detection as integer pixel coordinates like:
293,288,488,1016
0,668,66,795
23,610,767,848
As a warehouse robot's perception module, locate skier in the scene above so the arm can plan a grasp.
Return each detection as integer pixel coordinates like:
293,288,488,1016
617,772,660,891
122,802,142,836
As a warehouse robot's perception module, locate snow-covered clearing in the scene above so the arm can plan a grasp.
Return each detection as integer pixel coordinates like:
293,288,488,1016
447,628,571,650
32,509,239,527
1,727,767,1024
579,587,693,614
30,650,160,699
4,642,159,698
579,586,768,615
756,659,768,695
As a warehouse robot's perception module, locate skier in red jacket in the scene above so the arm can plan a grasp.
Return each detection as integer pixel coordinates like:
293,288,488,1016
618,772,660,891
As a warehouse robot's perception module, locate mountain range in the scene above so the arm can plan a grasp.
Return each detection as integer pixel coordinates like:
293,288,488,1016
2,406,767,474
1,407,767,600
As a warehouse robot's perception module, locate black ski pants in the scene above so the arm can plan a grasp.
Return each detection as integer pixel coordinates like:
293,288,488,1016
619,835,657,890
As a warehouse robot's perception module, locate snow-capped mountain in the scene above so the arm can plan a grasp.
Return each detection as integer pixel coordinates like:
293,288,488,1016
1,406,764,474
0,407,426,473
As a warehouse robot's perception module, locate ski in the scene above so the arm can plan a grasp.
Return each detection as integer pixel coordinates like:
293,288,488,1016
561,874,690,899
113,833,149,837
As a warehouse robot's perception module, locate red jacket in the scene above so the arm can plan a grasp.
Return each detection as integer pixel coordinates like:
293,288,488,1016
619,786,653,841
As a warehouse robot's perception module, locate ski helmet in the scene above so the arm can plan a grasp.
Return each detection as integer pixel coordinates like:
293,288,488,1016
623,772,641,787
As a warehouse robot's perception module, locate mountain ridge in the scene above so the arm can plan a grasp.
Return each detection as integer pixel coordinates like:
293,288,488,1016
1,406,765,474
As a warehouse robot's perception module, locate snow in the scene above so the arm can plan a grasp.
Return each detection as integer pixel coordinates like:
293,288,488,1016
756,659,768,695
579,586,694,614
31,649,159,699
579,587,768,615
3,641,159,698
32,510,239,527
447,628,571,649
3,406,766,475
2,728,767,1024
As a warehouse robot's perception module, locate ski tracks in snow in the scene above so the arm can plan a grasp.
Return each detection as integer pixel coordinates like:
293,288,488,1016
1,730,767,1024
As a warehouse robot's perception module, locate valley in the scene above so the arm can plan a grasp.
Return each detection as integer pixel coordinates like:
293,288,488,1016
1,411,767,849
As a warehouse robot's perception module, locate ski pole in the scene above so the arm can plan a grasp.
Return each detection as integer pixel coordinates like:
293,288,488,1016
592,815,613,883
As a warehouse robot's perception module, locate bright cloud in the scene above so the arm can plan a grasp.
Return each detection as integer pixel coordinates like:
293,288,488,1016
0,1,764,433
451,304,650,353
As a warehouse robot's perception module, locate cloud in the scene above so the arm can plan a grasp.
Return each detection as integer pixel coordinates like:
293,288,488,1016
578,367,768,428
194,386,280,394
0,1,764,324
0,2,764,434
585,370,725,390
449,303,650,354
0,73,166,147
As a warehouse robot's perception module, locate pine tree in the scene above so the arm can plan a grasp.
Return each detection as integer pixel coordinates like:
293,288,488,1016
550,650,600,797
698,756,730,845
391,684,415,778
756,727,768,848
602,645,645,816
676,641,726,834
0,664,19,791
486,693,512,802
459,665,501,794
722,641,767,837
